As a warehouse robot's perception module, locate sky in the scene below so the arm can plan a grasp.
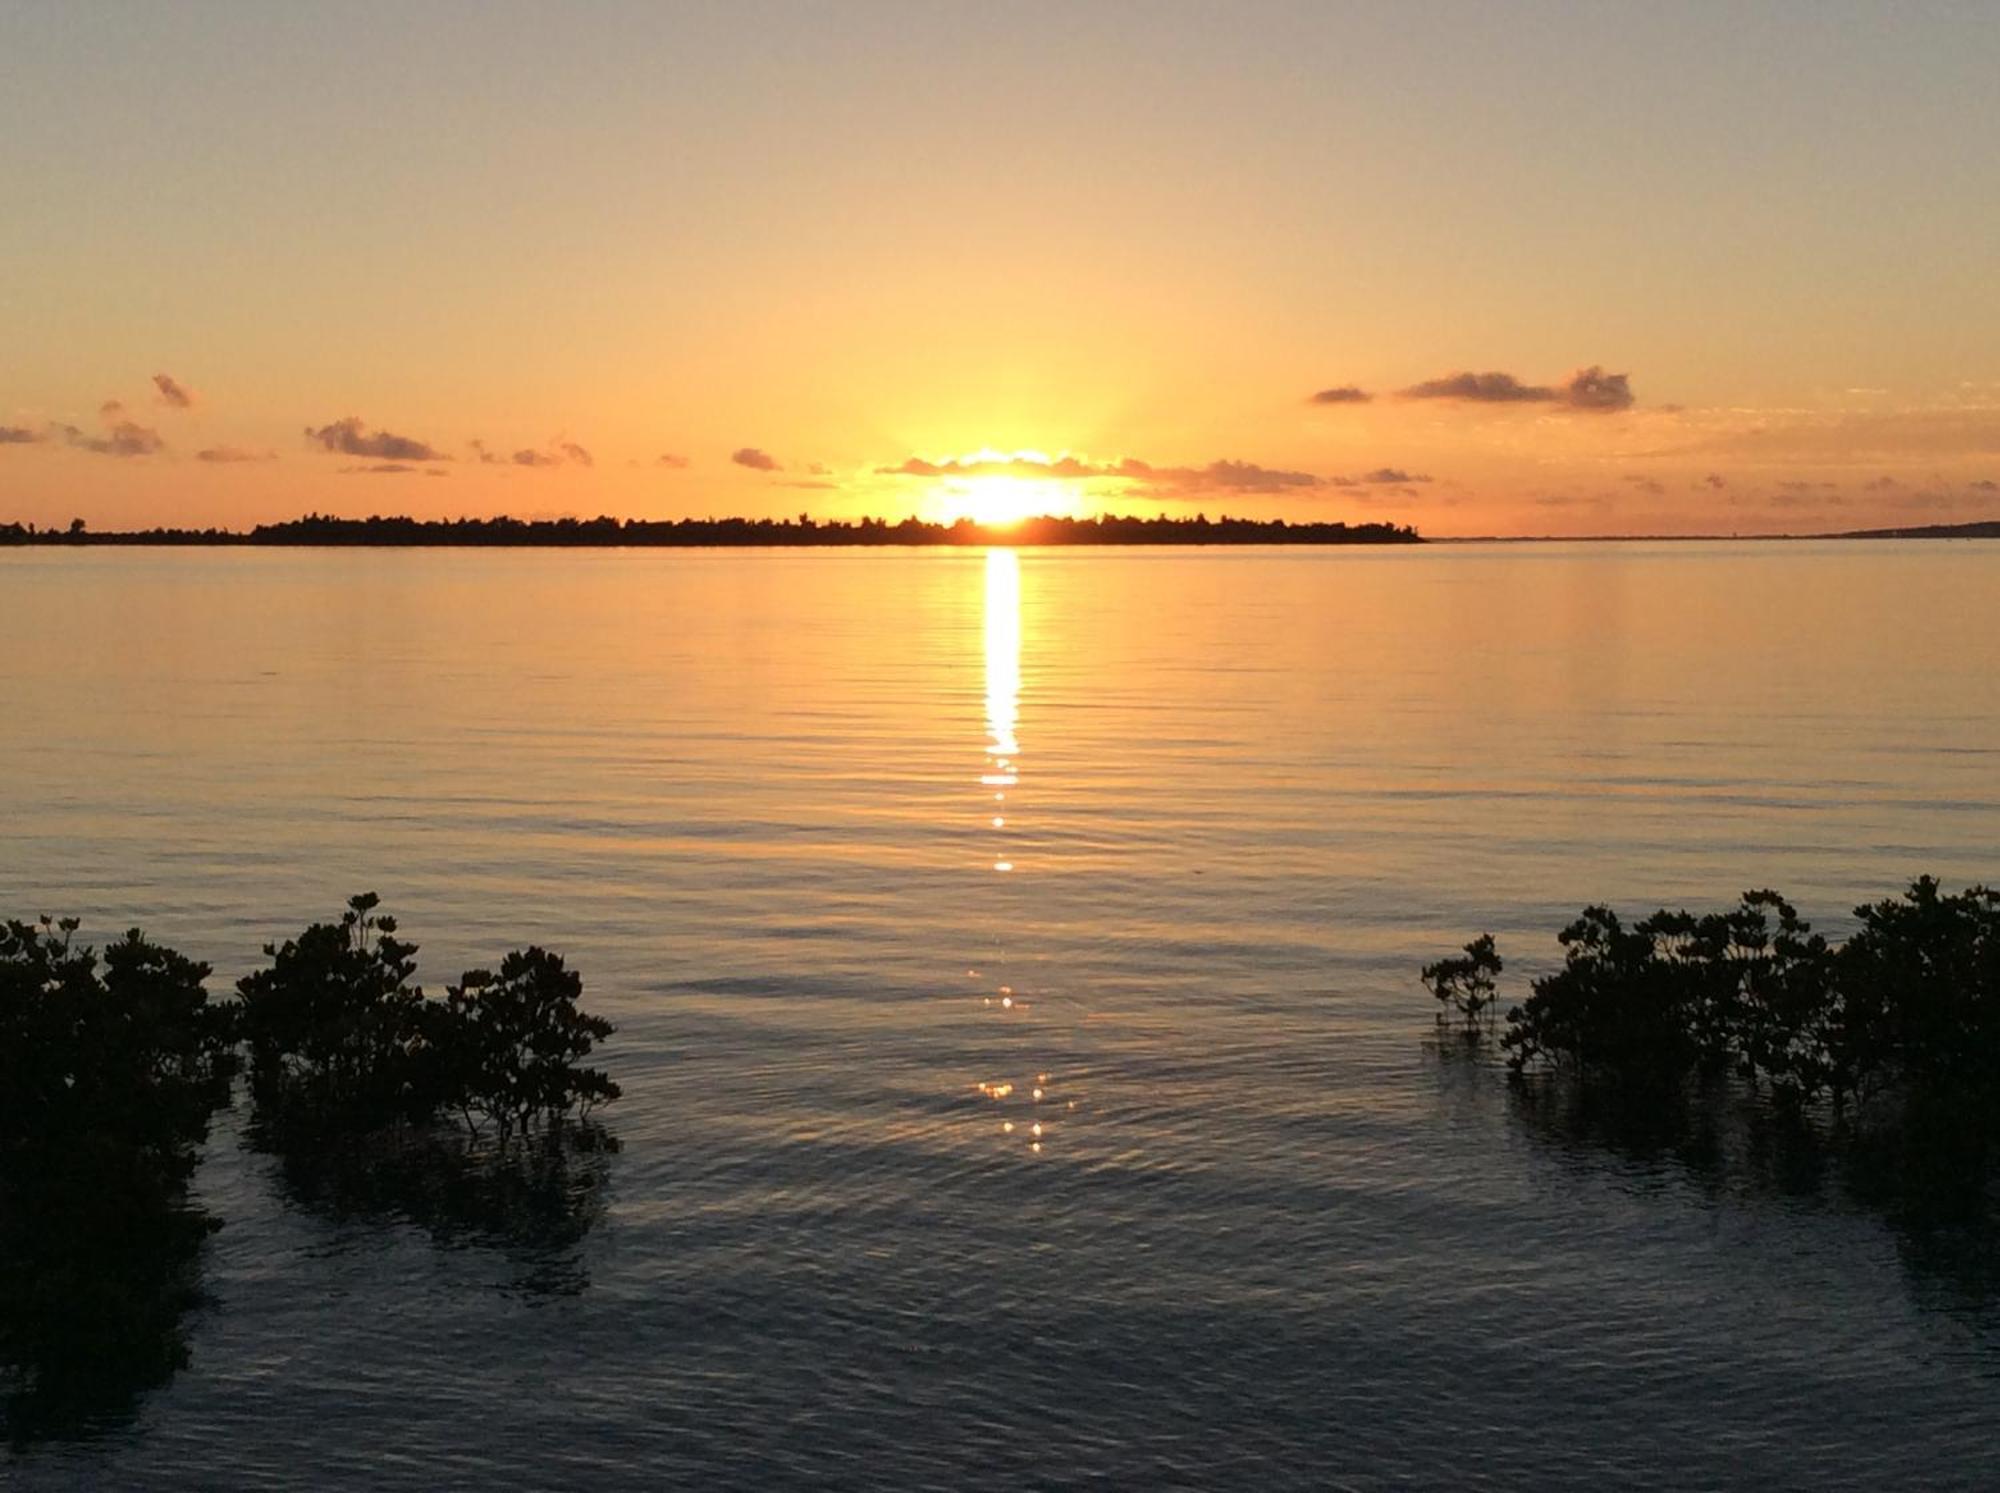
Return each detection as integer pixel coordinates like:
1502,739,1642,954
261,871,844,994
3,0,1997,537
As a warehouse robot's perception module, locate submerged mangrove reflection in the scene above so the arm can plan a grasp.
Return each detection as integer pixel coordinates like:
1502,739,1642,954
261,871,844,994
0,920,235,1444
1424,879,2000,1330
1,898,625,1445
238,895,620,1289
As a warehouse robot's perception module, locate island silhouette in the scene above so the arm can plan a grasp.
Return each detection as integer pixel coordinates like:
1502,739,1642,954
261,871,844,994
0,512,1421,547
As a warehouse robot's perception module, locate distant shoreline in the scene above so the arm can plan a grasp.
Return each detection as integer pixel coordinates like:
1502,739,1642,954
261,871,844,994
1,512,1422,548
1438,518,2000,543
8,515,1997,549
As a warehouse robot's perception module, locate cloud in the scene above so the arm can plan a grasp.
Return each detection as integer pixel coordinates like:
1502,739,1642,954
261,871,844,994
306,417,445,462
871,449,1427,500
1972,478,1998,492
100,399,126,420
1125,459,1327,496
1702,473,1727,490
152,373,197,409
1862,475,1900,490
874,452,1322,493
1565,367,1636,412
1621,475,1667,496
781,480,839,490
1398,365,1634,412
732,446,781,471
196,446,277,463
1310,386,1372,405
0,425,44,445
338,462,422,475
471,436,595,468
655,453,690,469
59,419,166,457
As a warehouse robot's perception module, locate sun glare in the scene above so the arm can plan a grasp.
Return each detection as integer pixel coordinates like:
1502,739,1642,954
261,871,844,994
945,474,1072,527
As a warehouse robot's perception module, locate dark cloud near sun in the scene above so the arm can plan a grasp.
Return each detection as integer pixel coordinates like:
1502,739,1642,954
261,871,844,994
306,417,445,462
732,447,782,472
1310,386,1372,405
1396,365,1635,413
874,450,1408,499
152,373,197,409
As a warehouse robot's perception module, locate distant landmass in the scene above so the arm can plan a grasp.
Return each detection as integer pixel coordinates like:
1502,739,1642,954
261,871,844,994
1830,519,2000,540
1,513,1422,547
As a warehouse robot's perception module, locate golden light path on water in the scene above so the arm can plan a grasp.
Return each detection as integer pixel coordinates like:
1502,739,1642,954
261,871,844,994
970,547,1065,1156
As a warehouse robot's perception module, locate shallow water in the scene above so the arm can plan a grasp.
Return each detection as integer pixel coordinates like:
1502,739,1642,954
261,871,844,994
2,541,1997,1488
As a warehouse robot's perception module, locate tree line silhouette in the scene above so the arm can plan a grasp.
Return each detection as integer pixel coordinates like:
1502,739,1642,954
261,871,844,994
1,511,1421,547
0,896,617,1443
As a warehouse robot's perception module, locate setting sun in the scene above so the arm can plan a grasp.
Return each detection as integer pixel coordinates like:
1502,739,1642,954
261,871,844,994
936,473,1076,527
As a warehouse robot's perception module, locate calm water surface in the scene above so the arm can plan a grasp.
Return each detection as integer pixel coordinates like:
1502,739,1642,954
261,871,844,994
2,542,1997,1488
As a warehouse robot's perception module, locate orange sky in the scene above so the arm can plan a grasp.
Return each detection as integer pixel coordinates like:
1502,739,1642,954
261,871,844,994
4,3,1996,537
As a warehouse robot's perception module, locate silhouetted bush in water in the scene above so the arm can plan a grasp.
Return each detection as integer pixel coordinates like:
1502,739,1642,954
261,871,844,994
235,897,621,1288
0,900,621,1436
236,894,433,1133
1427,886,2000,1330
237,893,619,1147
1426,878,1997,1122
0,918,236,1441
1421,933,1503,1035
436,949,620,1144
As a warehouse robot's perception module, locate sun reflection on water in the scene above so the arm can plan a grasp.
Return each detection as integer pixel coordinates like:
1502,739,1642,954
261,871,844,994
963,548,1078,1158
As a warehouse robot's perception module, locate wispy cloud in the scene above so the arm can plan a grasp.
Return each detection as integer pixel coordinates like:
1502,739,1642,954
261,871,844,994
1309,386,1372,405
196,446,277,463
874,450,1387,499
732,446,782,471
470,436,593,468
58,418,166,457
152,373,197,409
0,425,45,445
655,453,690,469
306,417,445,461
1397,365,1635,413
338,462,427,475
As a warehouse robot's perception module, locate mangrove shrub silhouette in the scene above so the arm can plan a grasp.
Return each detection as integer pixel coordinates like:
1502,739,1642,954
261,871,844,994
236,896,622,1287
1421,933,1504,1034
237,894,620,1143
1426,878,1998,1120
437,950,620,1143
0,918,236,1441
1,898,623,1438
